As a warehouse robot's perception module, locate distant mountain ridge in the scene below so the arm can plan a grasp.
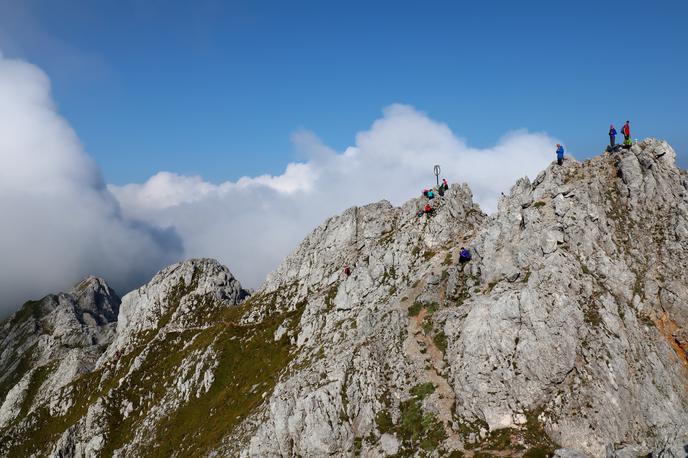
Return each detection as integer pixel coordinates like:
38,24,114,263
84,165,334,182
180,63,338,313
1,138,687,457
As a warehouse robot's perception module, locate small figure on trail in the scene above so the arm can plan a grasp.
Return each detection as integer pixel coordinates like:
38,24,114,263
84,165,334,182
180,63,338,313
622,121,631,148
422,189,429,197
442,178,449,191
115,350,121,360
423,203,434,216
609,124,617,148
437,185,445,197
556,144,565,166
343,266,351,277
459,247,472,263
427,189,435,199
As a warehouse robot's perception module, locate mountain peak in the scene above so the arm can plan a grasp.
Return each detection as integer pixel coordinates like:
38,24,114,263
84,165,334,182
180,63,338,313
70,276,120,323
1,140,687,457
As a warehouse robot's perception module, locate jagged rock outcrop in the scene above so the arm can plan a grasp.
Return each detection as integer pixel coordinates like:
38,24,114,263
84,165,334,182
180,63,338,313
233,185,484,457
0,139,687,457
0,277,120,432
0,260,251,456
439,139,688,455
220,140,686,458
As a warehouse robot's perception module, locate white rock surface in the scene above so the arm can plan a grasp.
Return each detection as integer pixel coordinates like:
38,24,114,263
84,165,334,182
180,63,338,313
1,139,687,457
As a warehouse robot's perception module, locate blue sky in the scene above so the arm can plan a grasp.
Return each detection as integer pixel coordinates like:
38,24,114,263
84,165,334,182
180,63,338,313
0,0,686,185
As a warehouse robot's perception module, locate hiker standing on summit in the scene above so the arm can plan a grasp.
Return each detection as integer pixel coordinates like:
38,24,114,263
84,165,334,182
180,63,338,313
609,124,617,148
556,144,565,166
622,120,631,147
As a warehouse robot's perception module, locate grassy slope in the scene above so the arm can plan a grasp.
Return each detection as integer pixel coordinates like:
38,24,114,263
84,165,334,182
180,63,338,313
1,278,304,457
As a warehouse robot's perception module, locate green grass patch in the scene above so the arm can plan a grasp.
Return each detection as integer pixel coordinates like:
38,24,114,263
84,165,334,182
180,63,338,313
9,300,45,327
433,331,448,353
410,382,435,399
425,302,439,316
18,362,57,418
397,395,445,452
375,410,394,434
408,302,423,317
422,318,433,334
0,344,36,403
532,201,546,208
583,300,602,327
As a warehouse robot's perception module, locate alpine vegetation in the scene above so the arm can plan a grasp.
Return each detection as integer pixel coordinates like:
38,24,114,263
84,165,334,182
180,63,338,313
1,139,687,457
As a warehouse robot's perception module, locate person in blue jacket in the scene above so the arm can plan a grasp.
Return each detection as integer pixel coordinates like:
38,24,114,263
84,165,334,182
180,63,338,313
556,144,565,166
459,247,472,263
608,125,617,148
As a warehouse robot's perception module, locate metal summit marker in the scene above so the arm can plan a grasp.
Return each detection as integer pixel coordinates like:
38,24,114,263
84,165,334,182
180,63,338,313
433,165,441,187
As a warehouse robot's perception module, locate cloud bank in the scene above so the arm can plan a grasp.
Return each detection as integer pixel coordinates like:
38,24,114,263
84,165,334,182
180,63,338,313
0,52,558,314
111,104,558,289
0,54,182,314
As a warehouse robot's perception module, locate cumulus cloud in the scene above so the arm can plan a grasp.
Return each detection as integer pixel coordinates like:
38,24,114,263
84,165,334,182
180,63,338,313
0,53,559,313
0,54,182,315
112,104,558,289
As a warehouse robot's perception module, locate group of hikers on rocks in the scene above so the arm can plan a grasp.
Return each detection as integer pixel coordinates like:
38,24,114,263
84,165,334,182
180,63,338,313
342,177,473,279
609,120,633,150
346,120,636,280
417,178,449,218
556,120,633,166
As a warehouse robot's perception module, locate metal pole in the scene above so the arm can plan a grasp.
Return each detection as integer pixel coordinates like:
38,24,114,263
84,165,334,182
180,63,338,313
433,165,441,187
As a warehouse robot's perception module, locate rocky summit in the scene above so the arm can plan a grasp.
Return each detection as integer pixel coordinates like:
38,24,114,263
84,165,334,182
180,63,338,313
1,138,687,457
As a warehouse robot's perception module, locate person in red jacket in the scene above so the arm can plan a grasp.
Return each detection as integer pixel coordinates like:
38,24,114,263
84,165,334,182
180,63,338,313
622,121,631,147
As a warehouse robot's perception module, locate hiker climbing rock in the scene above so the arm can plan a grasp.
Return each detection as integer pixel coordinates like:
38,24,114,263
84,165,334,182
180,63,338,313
427,189,435,199
420,203,434,217
556,144,565,166
343,266,351,277
609,124,617,148
442,178,449,191
622,120,631,148
459,247,472,263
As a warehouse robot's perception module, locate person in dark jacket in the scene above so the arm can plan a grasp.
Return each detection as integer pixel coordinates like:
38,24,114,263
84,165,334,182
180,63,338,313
609,125,617,148
556,144,565,166
459,247,472,263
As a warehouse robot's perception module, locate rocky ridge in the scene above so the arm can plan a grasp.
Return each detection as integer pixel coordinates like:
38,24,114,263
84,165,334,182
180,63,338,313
0,277,120,432
0,138,687,457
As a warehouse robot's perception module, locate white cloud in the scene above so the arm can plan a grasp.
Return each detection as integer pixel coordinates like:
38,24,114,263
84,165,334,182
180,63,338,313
111,104,558,289
0,54,182,314
0,53,559,312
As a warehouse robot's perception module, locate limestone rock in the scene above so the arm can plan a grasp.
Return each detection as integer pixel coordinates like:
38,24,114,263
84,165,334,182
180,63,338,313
1,139,687,457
